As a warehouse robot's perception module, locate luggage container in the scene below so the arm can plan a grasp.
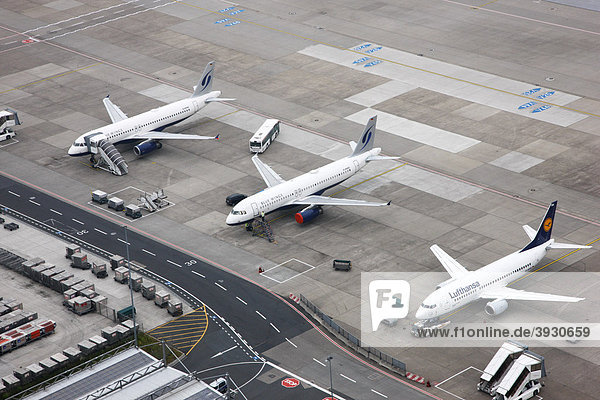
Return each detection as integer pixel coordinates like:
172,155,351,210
101,326,119,344
63,347,82,361
72,281,95,295
0,305,9,317
69,296,92,315
129,274,143,291
65,244,81,260
39,358,58,372
167,300,183,316
120,319,137,333
141,282,155,300
92,262,108,278
3,301,22,313
40,267,61,287
91,295,107,311
81,288,97,299
125,204,142,219
63,289,77,306
26,363,43,377
13,367,32,384
0,337,13,354
38,320,56,335
30,263,53,282
154,291,170,307
50,272,74,292
1,374,19,389
89,335,108,349
114,324,130,338
77,339,96,355
22,257,44,277
108,197,124,211
114,266,129,284
91,190,108,204
71,253,91,270
60,277,84,293
110,255,125,270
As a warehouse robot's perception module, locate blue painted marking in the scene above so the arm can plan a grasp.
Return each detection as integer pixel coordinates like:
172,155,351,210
522,88,541,96
215,18,230,24
532,105,551,113
225,21,241,26
229,9,245,15
518,101,537,110
364,60,382,67
219,6,235,12
352,57,370,64
365,46,383,54
354,44,372,51
536,91,555,99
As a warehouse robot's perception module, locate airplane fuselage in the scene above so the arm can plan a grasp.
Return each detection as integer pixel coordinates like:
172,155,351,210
416,243,549,319
68,90,220,156
226,149,378,225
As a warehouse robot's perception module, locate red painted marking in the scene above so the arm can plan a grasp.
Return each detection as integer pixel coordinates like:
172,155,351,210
281,377,300,388
21,39,34,44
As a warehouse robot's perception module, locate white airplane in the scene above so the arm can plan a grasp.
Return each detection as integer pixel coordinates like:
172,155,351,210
68,61,231,159
226,116,396,225
415,201,591,321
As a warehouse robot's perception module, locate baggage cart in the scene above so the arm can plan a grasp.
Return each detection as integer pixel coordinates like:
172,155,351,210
167,300,183,316
114,266,129,284
141,282,155,300
71,253,91,269
125,204,142,219
108,197,124,211
65,244,81,259
91,190,108,204
129,274,143,291
92,262,108,278
110,255,125,270
154,291,170,307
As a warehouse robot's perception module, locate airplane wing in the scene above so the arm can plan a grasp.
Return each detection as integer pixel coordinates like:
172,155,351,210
103,97,128,123
522,225,536,240
430,245,470,278
480,287,584,302
291,195,390,207
252,154,285,188
130,132,218,140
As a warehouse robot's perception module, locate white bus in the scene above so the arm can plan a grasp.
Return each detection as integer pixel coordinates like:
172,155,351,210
249,119,279,153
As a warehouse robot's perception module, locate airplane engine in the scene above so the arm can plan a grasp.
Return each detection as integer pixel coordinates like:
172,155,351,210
484,299,508,316
295,206,323,224
134,140,162,156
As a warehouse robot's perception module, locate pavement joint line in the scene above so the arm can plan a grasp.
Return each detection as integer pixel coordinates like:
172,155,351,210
255,310,266,320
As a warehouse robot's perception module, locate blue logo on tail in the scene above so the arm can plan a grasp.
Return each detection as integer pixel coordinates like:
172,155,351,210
201,74,212,91
360,128,373,151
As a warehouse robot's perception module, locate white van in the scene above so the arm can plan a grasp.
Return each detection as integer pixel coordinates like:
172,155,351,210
249,119,279,153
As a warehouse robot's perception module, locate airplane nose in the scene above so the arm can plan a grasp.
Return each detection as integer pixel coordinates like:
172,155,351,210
68,146,76,156
415,307,426,320
226,214,236,225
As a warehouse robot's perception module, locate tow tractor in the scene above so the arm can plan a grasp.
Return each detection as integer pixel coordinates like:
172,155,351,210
0,109,20,141
411,318,451,337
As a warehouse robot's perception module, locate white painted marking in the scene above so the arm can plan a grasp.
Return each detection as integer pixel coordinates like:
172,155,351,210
215,282,227,291
313,358,326,367
4,41,17,45
50,209,62,215
270,323,280,333
8,191,20,197
94,228,107,235
114,9,127,14
92,15,105,20
142,248,156,256
28,200,40,206
191,271,205,278
117,238,130,245
255,310,266,320
371,389,388,398
72,218,84,225
285,337,297,348
167,259,182,268
236,296,247,305
340,373,356,383
70,21,86,27
210,345,237,359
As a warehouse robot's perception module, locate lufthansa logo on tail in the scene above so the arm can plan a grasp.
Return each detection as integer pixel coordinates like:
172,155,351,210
543,217,552,232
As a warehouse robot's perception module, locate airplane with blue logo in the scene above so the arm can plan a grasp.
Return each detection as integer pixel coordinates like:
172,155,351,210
226,116,396,225
415,201,591,321
68,61,232,159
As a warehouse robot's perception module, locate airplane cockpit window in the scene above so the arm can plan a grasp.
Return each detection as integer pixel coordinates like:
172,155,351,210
420,303,437,309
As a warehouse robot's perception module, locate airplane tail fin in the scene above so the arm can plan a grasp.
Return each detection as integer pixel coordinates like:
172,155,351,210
192,61,215,97
520,201,557,252
350,116,377,157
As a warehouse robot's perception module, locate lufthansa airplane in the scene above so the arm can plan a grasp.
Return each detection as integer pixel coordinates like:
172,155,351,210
226,116,396,225
68,61,231,159
415,201,590,321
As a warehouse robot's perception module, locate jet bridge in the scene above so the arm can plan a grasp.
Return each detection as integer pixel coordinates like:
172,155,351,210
85,133,128,176
493,350,545,400
478,341,529,394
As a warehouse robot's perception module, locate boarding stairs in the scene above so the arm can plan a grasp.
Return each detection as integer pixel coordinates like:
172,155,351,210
252,218,275,243
479,341,528,395
92,139,128,176
494,351,545,400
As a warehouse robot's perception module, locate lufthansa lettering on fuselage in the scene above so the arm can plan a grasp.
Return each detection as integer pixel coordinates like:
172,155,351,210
449,281,480,299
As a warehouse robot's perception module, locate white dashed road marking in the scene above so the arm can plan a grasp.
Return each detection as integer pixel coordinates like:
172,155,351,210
142,249,155,256
191,271,205,278
94,228,107,235
167,259,181,268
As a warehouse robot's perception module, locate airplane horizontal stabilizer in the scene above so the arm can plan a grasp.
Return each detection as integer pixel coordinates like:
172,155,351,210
103,97,128,123
205,97,236,103
366,155,401,162
292,195,389,207
480,287,584,302
130,132,217,140
522,225,536,241
430,245,469,279
251,154,285,188
349,141,357,152
548,242,592,250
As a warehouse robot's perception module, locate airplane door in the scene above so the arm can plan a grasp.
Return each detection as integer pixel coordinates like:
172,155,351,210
353,160,360,172
192,100,199,112
251,203,259,217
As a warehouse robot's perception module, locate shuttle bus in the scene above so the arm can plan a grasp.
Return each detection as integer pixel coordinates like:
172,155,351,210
249,119,279,153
